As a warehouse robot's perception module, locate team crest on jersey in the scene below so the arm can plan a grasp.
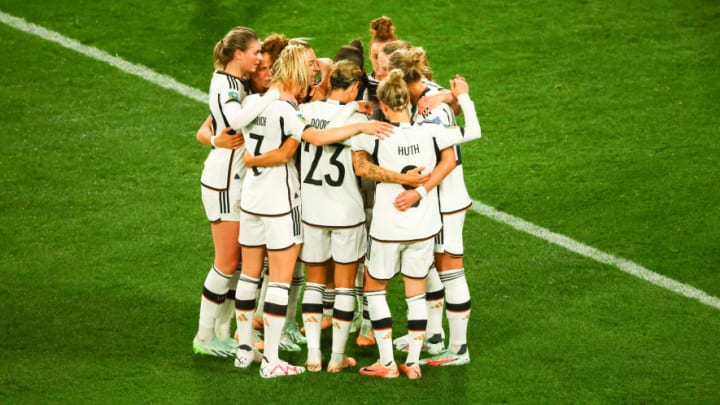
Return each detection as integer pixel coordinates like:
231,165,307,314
296,113,307,125
227,90,240,101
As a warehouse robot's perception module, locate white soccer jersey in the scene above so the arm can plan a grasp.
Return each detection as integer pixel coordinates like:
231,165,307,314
351,122,465,242
201,72,279,191
240,96,307,216
200,70,249,190
299,99,367,228
412,85,472,214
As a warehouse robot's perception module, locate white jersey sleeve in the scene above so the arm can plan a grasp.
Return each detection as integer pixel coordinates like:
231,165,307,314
350,133,378,154
201,71,249,190
227,88,279,130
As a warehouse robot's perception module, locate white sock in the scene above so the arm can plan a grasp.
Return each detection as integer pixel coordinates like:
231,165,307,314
425,265,445,341
367,290,393,366
405,293,427,365
263,282,290,363
440,268,471,352
234,274,260,349
215,270,239,339
332,288,355,356
301,282,324,351
197,266,231,341
286,262,304,325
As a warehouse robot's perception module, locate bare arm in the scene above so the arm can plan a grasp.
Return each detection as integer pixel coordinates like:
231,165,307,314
243,137,300,167
302,120,394,146
352,150,429,186
393,147,457,211
309,57,333,102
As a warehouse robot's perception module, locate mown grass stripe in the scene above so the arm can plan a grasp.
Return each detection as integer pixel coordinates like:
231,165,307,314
0,10,206,103
4,8,718,312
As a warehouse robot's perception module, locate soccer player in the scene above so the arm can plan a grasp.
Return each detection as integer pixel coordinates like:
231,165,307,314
352,68,480,379
298,60,369,373
192,26,281,358
297,59,426,373
391,47,478,366
195,33,279,353
232,44,394,378
365,16,399,121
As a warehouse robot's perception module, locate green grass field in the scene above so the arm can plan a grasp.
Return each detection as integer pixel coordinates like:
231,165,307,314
1,1,719,403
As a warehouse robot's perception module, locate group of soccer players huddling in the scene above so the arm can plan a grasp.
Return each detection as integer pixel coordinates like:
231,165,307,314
191,16,481,379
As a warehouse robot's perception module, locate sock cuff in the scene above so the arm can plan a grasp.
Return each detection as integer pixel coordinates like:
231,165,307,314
439,268,465,283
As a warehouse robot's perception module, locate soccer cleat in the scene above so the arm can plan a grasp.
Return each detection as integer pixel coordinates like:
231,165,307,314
233,345,263,369
218,337,238,354
260,357,306,378
327,355,356,373
193,335,234,358
279,330,301,352
305,349,322,372
283,321,307,345
394,333,445,355
359,360,399,378
421,347,470,367
399,363,422,379
356,322,375,347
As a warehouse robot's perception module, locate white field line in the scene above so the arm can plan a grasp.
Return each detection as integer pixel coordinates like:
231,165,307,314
3,10,719,311
0,10,206,104
473,202,720,310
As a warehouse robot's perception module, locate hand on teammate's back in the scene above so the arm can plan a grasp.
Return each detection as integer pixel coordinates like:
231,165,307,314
215,127,245,149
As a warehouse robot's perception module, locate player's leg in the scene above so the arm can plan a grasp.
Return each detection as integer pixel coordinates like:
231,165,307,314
328,225,365,372
280,261,305,350
215,268,239,341
355,261,375,346
258,210,305,378
359,278,397,378
193,219,240,357
359,240,399,378
425,212,471,366
400,277,427,379
261,243,305,377
328,261,358,372
234,212,265,368
397,239,433,379
322,265,336,330
301,261,327,371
